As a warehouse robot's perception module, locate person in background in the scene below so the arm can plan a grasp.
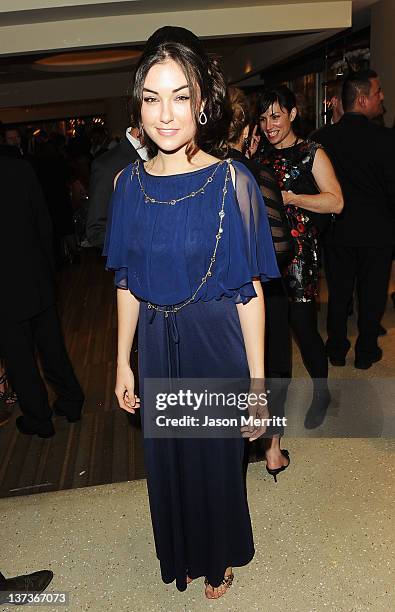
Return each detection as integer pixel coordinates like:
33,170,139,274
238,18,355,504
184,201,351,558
256,85,343,429
32,133,75,267
226,86,293,479
0,130,20,426
4,125,24,157
225,87,261,181
89,124,110,159
0,155,84,438
310,79,344,142
86,124,148,250
0,123,23,158
325,78,344,125
312,77,386,335
313,70,395,369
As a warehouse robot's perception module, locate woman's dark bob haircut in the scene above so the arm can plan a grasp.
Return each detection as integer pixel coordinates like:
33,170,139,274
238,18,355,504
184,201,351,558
257,85,297,117
129,26,230,159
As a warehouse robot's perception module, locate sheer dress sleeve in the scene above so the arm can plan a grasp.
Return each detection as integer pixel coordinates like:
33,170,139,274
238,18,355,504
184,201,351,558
102,166,129,289
228,161,280,296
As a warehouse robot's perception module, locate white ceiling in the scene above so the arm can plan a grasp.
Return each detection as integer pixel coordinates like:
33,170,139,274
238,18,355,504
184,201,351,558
0,0,378,115
0,0,379,26
0,1,354,56
0,0,348,12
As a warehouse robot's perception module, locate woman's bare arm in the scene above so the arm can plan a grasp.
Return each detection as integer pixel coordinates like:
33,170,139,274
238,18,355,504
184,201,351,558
236,280,265,378
117,288,139,366
282,148,344,214
236,280,267,440
115,287,140,412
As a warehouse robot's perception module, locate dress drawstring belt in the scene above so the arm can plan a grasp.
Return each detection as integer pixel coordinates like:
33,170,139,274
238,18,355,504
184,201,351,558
148,307,180,381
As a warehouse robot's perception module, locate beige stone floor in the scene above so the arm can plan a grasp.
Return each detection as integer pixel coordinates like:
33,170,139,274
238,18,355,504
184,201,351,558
1,291,394,612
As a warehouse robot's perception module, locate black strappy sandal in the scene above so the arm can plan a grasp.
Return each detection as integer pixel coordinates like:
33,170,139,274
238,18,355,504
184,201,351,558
204,572,234,598
0,373,18,405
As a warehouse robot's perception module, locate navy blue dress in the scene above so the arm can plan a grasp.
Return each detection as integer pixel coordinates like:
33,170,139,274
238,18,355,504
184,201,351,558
104,159,279,591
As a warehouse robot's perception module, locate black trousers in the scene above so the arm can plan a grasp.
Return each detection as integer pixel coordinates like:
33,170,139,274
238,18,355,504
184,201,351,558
0,305,84,429
263,279,291,437
0,573,5,589
324,245,393,360
289,300,328,380
264,278,328,380
264,278,291,378
262,279,328,439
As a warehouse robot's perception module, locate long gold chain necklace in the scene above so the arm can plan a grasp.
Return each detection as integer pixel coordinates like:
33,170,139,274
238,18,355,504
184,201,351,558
133,158,225,205
135,159,231,317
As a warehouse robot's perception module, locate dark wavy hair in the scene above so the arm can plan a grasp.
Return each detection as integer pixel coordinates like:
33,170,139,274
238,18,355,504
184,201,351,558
227,86,251,145
257,85,296,115
129,26,230,159
256,85,300,135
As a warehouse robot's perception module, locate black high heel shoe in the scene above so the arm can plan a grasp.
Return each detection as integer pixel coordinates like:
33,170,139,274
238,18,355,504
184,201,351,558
266,449,290,483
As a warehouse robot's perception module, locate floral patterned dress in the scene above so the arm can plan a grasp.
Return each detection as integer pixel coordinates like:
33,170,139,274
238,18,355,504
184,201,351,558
258,139,322,302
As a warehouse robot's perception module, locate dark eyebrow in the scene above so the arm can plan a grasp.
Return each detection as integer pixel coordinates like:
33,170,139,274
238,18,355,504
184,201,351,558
142,85,189,95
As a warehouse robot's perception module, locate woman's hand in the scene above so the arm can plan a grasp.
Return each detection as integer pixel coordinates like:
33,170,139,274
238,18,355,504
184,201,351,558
281,190,297,205
247,125,261,158
115,364,140,414
240,379,269,442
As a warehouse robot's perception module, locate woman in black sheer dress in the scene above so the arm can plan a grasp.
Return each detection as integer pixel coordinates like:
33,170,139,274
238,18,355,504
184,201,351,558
255,86,343,428
226,87,293,476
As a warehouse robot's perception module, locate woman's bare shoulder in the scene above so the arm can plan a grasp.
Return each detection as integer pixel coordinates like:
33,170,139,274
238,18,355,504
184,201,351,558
114,170,123,189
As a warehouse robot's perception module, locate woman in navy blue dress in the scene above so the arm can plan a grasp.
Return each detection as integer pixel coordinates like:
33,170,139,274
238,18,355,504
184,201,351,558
104,27,279,599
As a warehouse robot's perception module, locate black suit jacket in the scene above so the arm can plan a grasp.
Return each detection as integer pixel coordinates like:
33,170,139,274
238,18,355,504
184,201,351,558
0,156,56,322
312,113,395,246
0,144,23,159
86,135,139,249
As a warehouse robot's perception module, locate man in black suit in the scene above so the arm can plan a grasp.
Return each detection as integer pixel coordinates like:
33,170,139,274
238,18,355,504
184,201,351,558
0,156,84,437
86,126,147,249
313,70,395,369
